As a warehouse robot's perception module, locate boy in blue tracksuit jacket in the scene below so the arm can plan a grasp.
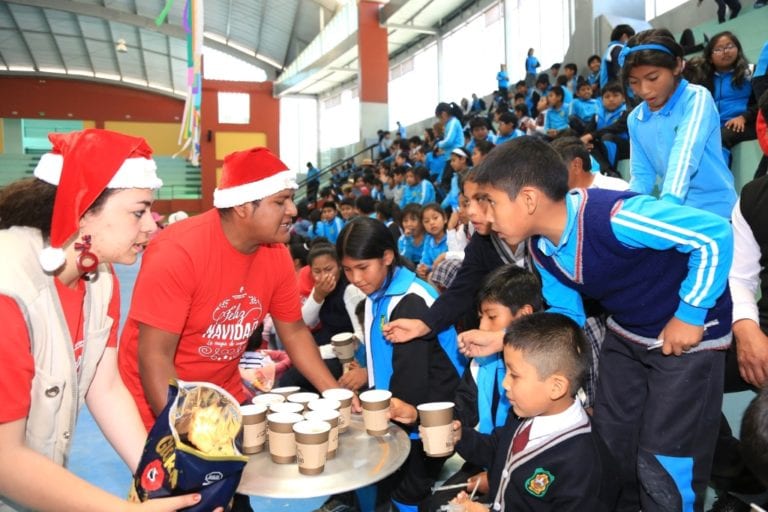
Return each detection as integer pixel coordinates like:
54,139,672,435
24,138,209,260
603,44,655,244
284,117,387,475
569,81,600,124
312,201,345,243
621,32,737,219
400,167,436,208
473,136,733,512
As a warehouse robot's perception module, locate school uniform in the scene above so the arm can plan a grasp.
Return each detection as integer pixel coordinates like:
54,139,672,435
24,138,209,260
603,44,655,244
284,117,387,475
398,234,424,265
529,188,733,512
544,105,569,133
466,133,498,154
364,267,464,509
436,117,464,155
420,233,448,271
568,97,599,123
494,130,524,145
456,400,617,511
599,41,625,89
312,216,345,244
400,180,436,208
627,79,737,219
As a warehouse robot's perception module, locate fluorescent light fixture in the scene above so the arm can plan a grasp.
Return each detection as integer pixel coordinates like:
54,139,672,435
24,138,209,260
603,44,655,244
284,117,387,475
68,69,95,77
8,66,35,72
203,31,227,44
116,38,128,53
122,77,148,87
95,72,121,80
38,67,66,74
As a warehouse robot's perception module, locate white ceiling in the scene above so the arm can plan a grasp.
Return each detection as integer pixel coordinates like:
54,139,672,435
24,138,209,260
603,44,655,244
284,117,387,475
0,0,339,96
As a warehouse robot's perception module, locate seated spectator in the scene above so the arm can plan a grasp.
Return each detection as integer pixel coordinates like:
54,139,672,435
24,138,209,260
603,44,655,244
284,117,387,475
417,203,449,279
398,203,426,266
700,31,758,162
543,86,569,138
494,112,523,145
551,137,629,191
400,166,436,208
471,140,496,168
466,117,497,153
311,201,345,244
569,79,600,126
580,81,630,173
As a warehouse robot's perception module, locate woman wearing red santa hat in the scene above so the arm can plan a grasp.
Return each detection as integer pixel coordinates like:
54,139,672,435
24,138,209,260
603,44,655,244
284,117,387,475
0,129,208,511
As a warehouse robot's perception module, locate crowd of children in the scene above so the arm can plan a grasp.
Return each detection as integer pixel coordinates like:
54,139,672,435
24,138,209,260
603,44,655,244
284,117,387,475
282,24,768,512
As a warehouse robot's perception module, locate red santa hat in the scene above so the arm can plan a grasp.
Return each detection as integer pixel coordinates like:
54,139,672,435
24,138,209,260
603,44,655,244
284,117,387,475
33,128,162,272
213,147,297,208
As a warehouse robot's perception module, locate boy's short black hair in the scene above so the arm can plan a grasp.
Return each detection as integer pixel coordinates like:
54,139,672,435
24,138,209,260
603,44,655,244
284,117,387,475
469,117,489,131
503,312,589,395
588,54,601,65
602,81,625,96
555,75,568,87
610,24,636,42
577,78,592,91
477,265,543,315
322,201,338,211
474,136,569,201
551,63,561,70
513,92,526,102
549,85,565,100
498,111,518,125
474,139,496,156
741,387,768,487
550,136,592,172
355,195,376,214
401,202,422,220
516,80,526,88
536,73,550,85
513,103,529,117
340,197,355,208
564,63,577,73
392,166,407,176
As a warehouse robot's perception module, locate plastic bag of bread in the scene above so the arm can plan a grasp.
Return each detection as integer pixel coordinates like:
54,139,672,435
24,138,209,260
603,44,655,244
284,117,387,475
129,380,249,511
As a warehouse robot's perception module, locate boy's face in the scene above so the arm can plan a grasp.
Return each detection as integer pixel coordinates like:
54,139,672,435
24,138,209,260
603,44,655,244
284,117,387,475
463,181,492,235
472,147,484,167
479,300,517,332
589,58,601,73
564,68,575,79
472,125,488,141
401,214,422,236
340,204,355,220
514,96,525,106
450,154,467,172
602,90,625,112
481,184,533,245
498,120,513,136
405,171,417,186
547,91,562,108
516,84,527,95
502,346,556,418
321,207,336,221
393,173,404,185
577,85,593,100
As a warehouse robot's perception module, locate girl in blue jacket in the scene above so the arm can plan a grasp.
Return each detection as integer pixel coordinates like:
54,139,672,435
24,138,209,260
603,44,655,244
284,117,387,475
621,28,737,219
337,216,465,512
701,31,757,158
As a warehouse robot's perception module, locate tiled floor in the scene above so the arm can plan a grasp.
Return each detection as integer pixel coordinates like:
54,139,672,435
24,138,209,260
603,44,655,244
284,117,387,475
68,261,755,510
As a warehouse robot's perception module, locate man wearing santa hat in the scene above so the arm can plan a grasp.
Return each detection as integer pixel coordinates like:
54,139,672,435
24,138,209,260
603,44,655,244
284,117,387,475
117,147,343,509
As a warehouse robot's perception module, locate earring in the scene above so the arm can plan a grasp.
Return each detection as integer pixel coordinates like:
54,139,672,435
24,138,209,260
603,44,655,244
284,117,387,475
74,235,99,280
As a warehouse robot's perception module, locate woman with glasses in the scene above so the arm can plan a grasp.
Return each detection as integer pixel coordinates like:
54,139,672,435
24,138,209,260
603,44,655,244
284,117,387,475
700,31,758,163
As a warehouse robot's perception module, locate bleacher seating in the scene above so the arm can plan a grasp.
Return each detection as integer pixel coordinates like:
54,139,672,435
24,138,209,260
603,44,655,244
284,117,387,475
0,153,202,199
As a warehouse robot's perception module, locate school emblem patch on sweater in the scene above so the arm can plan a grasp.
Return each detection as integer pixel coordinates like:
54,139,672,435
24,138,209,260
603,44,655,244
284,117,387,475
525,468,555,497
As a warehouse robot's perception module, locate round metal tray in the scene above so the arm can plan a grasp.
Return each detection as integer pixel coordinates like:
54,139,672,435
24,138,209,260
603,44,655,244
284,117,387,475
237,414,411,498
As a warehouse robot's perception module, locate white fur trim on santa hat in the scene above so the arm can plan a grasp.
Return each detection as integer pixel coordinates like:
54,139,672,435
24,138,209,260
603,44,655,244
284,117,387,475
39,246,66,273
34,153,162,190
33,153,64,185
213,169,298,208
